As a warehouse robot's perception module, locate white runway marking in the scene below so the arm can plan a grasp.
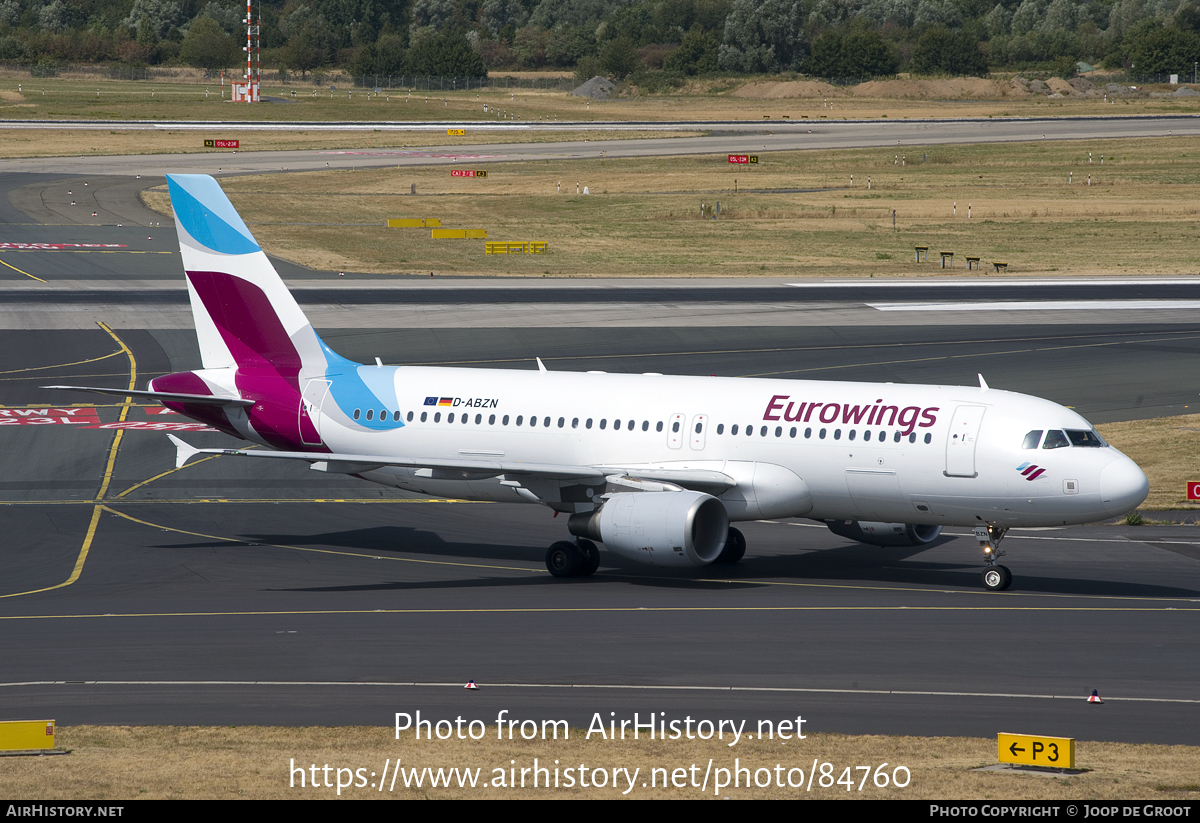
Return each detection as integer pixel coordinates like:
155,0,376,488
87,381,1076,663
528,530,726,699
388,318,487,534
792,279,1197,287
869,300,1200,312
1,679,1196,703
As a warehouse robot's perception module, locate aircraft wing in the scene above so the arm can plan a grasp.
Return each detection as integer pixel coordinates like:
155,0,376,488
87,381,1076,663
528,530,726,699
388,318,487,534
166,435,608,479
44,385,254,407
166,436,736,491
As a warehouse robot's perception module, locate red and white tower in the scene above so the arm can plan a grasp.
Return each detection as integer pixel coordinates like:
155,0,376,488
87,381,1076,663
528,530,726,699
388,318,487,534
231,0,260,102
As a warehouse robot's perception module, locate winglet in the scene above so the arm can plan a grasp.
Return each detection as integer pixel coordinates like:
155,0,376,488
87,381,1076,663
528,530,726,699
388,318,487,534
978,373,989,392
167,434,202,469
536,357,548,373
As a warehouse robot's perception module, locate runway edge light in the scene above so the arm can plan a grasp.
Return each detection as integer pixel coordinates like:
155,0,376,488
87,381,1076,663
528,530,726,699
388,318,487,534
997,733,1075,769
1088,689,1103,703
0,719,56,752
465,680,478,690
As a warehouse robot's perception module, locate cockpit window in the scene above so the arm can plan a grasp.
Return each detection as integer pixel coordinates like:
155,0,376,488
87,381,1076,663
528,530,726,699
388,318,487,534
1022,430,1043,449
1042,430,1070,449
1066,429,1105,447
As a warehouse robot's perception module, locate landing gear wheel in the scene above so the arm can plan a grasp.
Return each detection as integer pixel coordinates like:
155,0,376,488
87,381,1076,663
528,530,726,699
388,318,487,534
576,539,600,576
981,565,1012,591
546,541,581,578
716,527,746,564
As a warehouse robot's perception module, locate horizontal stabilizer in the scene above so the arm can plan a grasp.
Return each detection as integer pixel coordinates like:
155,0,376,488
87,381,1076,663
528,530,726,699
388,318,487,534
43,385,253,407
166,434,203,469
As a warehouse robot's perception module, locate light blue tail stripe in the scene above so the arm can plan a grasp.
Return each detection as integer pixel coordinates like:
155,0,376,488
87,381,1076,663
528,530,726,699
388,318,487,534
167,174,261,255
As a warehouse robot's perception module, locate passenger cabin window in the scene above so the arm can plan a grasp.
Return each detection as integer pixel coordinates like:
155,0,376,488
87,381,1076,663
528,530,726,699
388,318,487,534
1022,430,1043,449
1066,429,1105,447
1042,430,1070,449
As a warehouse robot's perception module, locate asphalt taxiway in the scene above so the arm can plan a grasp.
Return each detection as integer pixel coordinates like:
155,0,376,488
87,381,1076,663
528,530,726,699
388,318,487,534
0,147,1197,742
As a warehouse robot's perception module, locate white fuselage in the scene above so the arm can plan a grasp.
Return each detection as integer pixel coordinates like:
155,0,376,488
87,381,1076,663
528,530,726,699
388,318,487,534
286,365,1148,528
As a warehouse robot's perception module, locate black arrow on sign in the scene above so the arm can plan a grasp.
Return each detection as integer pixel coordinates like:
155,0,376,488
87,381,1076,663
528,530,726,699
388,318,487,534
1009,743,1025,755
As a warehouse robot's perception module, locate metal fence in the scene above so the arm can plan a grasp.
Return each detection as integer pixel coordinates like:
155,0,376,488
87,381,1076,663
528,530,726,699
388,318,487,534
348,74,574,91
0,62,582,91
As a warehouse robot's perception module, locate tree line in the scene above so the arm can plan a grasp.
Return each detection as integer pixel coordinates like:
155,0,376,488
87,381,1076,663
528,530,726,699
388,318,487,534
5,0,1200,83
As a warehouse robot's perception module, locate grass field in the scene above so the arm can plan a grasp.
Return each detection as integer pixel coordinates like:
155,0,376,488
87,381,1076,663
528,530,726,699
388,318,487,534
2,726,1197,799
3,72,1200,125
0,126,697,158
142,136,1200,278
1097,414,1200,511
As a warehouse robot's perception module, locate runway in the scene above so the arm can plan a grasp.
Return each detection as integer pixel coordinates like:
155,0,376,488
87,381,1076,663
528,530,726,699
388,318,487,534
1,115,1198,177
0,126,1197,743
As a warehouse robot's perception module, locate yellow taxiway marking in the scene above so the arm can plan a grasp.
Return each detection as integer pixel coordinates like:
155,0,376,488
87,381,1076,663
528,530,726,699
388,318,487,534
0,350,123,376
0,256,46,282
0,505,103,599
0,323,137,599
115,453,225,498
94,322,135,501
102,505,535,573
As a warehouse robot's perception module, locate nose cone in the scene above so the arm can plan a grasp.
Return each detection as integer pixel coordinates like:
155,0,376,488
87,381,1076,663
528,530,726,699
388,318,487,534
1101,456,1149,515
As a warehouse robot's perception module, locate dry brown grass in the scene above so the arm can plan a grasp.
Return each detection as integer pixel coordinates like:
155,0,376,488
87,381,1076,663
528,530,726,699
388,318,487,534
3,726,1197,799
1097,415,1200,511
143,135,1200,278
2,73,1199,127
0,128,693,159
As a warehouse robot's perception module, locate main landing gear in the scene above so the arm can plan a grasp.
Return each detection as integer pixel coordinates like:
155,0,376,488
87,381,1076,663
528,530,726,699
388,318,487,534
974,524,1011,591
545,539,600,578
714,526,746,564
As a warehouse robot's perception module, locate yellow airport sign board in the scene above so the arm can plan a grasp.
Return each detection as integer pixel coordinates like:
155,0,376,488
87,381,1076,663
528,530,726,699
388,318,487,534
0,720,55,751
387,219,442,228
432,228,487,239
998,733,1074,769
447,129,465,136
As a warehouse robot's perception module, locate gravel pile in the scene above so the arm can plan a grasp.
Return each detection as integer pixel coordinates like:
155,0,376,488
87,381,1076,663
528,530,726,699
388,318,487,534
571,76,616,99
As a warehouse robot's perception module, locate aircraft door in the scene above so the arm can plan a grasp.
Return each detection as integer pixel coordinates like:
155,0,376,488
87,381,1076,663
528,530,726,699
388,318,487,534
689,414,708,450
667,413,685,449
300,379,331,446
945,404,986,477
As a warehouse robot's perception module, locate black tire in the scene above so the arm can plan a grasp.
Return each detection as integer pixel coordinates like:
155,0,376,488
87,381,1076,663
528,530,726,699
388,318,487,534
715,526,746,564
546,541,581,578
982,565,1012,591
576,539,600,576
997,564,1012,590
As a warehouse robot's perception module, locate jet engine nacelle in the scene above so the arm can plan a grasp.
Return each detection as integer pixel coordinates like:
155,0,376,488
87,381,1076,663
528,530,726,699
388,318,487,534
568,491,729,567
825,520,943,547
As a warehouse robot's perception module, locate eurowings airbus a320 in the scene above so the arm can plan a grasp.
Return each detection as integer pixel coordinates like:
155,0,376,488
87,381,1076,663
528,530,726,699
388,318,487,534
49,174,1149,591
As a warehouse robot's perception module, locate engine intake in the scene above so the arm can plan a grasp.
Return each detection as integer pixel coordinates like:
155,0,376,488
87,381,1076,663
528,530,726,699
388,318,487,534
568,491,729,567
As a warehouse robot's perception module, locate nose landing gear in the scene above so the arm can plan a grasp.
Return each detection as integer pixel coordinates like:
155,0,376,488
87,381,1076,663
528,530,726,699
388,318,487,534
974,524,1011,591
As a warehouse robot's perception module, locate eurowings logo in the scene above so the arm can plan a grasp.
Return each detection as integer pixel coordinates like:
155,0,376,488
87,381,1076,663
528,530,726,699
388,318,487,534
1016,463,1046,481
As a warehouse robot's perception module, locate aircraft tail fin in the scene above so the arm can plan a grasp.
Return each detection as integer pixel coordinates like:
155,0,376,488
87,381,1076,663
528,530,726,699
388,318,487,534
166,174,330,374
